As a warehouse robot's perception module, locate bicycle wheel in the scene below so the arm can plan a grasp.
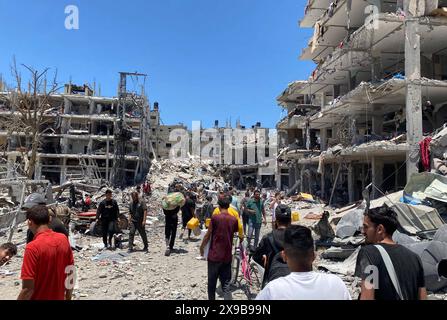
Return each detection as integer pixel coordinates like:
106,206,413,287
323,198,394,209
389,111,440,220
249,261,263,293
230,255,240,284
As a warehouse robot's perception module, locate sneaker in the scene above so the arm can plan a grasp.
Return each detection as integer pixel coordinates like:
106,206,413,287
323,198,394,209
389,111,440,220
164,248,171,256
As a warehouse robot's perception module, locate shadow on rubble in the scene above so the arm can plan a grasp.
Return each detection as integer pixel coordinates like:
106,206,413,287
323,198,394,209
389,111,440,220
215,281,257,300
171,248,189,255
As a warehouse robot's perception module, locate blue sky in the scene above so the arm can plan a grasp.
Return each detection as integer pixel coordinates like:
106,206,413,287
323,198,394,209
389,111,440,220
0,0,314,129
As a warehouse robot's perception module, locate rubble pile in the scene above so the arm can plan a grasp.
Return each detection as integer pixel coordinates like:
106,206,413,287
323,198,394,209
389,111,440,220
305,174,447,299
1,151,447,300
145,156,226,214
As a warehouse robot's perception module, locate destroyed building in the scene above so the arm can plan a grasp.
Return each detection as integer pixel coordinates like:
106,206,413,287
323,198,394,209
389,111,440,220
195,120,277,190
277,0,447,205
0,75,183,187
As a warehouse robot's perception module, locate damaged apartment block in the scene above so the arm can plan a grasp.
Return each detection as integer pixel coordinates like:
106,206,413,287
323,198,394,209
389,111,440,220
277,0,447,205
0,73,183,188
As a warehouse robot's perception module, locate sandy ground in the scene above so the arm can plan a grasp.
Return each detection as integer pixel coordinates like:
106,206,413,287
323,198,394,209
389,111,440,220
0,217,271,300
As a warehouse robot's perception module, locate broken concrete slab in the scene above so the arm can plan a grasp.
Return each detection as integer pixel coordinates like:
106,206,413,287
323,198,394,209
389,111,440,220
404,172,447,203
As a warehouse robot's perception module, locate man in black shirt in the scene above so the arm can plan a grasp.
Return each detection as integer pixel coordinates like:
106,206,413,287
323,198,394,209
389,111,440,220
180,193,196,242
253,204,291,288
163,206,180,256
96,190,119,249
201,196,214,223
354,206,427,300
128,192,148,253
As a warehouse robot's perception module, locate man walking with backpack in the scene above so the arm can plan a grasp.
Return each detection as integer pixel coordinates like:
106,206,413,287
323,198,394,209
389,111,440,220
253,204,291,288
355,207,427,300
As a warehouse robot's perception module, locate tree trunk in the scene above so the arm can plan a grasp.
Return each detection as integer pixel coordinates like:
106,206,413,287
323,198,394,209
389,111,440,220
27,131,39,179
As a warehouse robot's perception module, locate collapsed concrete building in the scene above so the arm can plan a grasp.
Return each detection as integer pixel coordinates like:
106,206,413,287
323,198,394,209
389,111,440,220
0,75,185,187
277,0,447,205
195,120,277,190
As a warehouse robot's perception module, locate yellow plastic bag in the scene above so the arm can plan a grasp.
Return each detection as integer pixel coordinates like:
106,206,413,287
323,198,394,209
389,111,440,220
205,218,211,228
299,193,314,201
292,211,300,222
187,217,200,230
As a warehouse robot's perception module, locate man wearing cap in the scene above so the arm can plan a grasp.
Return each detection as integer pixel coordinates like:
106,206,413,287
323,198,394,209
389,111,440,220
253,204,292,288
23,193,69,243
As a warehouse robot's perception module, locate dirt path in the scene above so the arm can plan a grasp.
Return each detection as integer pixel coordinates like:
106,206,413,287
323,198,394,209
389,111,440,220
0,218,270,300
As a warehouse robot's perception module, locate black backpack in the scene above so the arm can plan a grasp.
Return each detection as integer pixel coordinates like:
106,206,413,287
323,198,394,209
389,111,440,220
264,234,290,287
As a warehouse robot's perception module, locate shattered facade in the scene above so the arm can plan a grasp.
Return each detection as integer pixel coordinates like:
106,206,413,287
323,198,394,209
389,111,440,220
277,0,447,205
0,80,182,187
198,120,276,190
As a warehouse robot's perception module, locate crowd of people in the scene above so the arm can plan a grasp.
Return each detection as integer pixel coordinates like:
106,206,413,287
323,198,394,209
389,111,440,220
0,181,429,301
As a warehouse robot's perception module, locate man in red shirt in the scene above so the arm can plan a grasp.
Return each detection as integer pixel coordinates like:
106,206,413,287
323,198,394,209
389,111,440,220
18,205,75,300
200,193,238,300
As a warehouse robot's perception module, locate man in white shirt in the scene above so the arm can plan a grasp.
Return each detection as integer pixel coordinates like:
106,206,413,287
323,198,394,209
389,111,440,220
256,225,351,300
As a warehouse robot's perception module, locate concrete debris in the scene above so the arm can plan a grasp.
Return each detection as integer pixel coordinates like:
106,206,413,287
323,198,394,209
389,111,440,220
91,252,131,264
334,202,365,239
404,172,447,204
145,155,226,214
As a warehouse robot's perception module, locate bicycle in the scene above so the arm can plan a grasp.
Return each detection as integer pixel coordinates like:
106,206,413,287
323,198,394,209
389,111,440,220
230,235,241,285
230,236,264,300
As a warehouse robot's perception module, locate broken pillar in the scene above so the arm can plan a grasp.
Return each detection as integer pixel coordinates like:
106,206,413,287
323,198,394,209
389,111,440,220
332,126,339,143
289,165,296,190
371,50,382,83
405,10,423,182
320,128,328,151
300,165,305,193
372,157,384,199
64,97,72,114
60,158,67,184
348,162,355,203
6,155,15,178
320,163,326,200
89,100,95,115
35,157,42,180
372,105,384,136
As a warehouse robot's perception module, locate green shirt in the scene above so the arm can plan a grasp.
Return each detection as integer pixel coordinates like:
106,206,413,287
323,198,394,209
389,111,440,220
247,199,264,224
